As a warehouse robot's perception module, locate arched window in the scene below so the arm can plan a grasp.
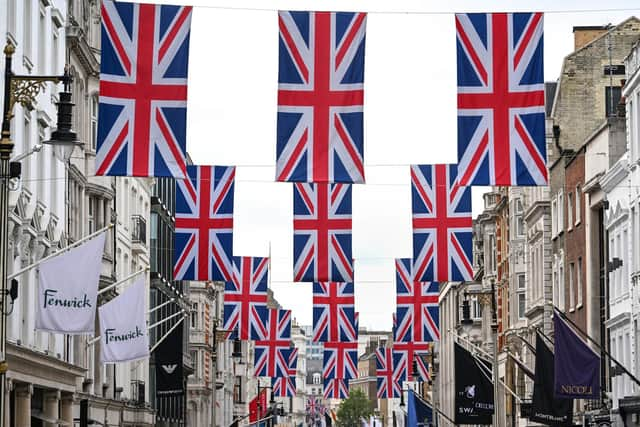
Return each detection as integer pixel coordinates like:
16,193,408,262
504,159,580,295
313,373,321,385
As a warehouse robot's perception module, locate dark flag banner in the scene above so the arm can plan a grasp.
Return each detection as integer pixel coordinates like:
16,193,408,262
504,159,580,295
454,342,494,425
531,333,573,425
554,311,600,400
155,323,184,396
408,390,433,426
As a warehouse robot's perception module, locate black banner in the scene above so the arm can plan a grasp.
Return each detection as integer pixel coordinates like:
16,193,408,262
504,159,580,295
155,323,184,396
531,333,573,425
454,342,494,425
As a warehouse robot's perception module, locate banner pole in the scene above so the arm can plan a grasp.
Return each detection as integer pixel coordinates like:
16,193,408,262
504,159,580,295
147,298,174,315
97,268,148,296
149,315,186,354
8,224,113,280
506,350,534,380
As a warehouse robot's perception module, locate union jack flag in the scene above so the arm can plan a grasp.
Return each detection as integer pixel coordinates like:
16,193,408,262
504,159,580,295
411,164,473,282
323,341,358,380
393,341,431,382
254,309,292,377
323,378,349,399
174,166,235,281
294,183,353,282
395,259,440,342
306,397,321,415
223,257,269,340
97,0,191,178
272,348,298,397
276,11,367,183
312,282,357,342
456,12,547,186
376,347,406,399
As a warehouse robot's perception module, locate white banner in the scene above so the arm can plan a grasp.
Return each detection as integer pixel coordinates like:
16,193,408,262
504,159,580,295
99,277,149,363
36,232,106,334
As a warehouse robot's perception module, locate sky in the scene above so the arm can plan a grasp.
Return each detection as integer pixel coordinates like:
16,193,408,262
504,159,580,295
153,0,640,330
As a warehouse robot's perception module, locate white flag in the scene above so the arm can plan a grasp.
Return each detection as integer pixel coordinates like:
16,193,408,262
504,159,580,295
36,232,105,334
99,277,149,363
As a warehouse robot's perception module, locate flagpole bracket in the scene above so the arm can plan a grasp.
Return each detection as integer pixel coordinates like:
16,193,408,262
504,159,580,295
0,361,8,374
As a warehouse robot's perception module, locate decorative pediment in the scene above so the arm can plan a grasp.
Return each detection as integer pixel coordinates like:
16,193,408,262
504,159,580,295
12,189,31,221
605,200,628,230
30,201,46,233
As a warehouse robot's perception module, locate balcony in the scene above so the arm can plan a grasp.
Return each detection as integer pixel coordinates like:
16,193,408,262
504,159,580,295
131,215,147,253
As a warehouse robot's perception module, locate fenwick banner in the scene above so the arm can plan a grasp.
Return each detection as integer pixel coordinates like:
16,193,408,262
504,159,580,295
454,342,494,425
155,322,184,396
36,232,106,334
531,333,573,425
99,278,149,363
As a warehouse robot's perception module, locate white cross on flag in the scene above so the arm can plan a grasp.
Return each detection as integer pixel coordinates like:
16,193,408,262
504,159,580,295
99,277,149,363
36,232,106,334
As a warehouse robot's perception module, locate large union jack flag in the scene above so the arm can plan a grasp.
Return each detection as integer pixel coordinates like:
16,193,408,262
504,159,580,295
312,282,357,343
323,378,349,400
223,257,269,340
411,164,473,282
97,0,191,178
375,348,406,399
174,166,235,281
323,341,358,380
276,11,367,183
294,183,353,282
456,12,547,186
254,309,292,377
393,341,431,382
395,259,440,342
272,348,298,397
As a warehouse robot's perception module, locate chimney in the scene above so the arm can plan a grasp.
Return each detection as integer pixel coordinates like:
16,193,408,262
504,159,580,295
573,25,610,50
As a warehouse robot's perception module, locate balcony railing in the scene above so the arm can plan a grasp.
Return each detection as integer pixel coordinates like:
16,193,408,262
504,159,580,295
131,215,147,245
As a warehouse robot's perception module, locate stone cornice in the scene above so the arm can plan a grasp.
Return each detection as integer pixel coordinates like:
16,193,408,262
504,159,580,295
600,155,629,193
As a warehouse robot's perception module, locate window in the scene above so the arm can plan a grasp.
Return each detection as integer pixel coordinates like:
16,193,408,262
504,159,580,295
191,303,198,329
622,228,629,294
558,191,564,235
569,262,575,310
191,350,198,378
472,297,482,319
488,234,496,273
23,0,33,62
517,273,526,319
88,197,96,232
38,7,46,73
91,95,99,150
7,0,16,37
575,186,581,225
605,86,622,117
514,199,524,237
577,257,583,307
567,192,574,230
559,256,565,311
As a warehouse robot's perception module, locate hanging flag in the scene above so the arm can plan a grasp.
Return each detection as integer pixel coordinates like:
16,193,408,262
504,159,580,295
531,333,573,425
454,342,493,424
97,0,192,178
393,340,430,382
223,256,269,340
306,397,320,416
155,321,184,396
276,11,367,184
99,277,149,363
249,388,268,422
414,353,431,383
174,165,235,281
375,347,405,399
407,390,434,426
411,164,473,282
394,259,440,342
554,311,601,399
272,347,298,397
312,282,357,342
455,12,547,186
293,183,353,282
36,232,105,334
323,341,358,380
253,309,292,377
323,378,349,399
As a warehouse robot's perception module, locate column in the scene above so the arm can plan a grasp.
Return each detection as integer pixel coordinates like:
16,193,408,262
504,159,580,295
4,379,11,427
43,390,60,427
60,393,74,425
93,316,103,396
14,383,32,427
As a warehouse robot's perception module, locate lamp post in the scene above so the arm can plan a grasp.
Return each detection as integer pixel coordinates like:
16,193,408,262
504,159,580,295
1,41,79,426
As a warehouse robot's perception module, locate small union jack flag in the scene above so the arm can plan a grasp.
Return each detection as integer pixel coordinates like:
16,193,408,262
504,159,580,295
312,282,357,343
174,166,235,281
272,348,298,397
456,12,547,186
323,378,349,400
223,257,269,340
376,347,406,399
395,259,440,342
306,397,321,415
411,164,473,282
294,183,353,282
276,11,367,183
393,341,431,382
323,341,358,380
97,0,191,178
254,309,292,377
